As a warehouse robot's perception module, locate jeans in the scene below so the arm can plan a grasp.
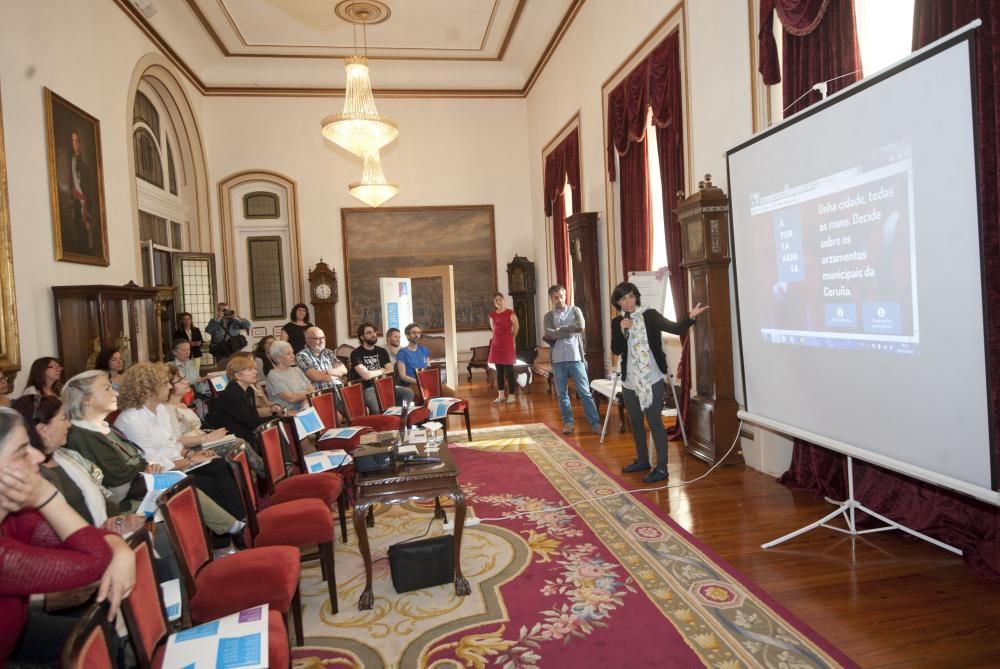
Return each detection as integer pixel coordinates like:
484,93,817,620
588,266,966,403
553,360,601,427
621,379,667,469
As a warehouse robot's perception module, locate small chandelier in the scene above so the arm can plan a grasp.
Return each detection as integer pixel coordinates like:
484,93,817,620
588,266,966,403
349,150,399,207
321,2,398,157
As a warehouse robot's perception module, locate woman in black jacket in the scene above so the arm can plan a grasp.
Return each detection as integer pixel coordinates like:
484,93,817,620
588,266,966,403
610,281,709,483
204,355,275,455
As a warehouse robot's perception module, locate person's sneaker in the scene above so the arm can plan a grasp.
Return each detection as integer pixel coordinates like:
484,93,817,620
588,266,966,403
621,461,651,473
642,468,669,484
562,423,575,434
493,396,505,404
590,423,602,434
505,394,516,404
212,545,239,560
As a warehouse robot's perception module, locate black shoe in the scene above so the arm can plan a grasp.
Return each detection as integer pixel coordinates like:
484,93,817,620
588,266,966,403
642,468,668,484
622,461,651,474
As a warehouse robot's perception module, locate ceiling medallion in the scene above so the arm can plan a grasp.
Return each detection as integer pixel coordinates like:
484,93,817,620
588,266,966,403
334,0,391,26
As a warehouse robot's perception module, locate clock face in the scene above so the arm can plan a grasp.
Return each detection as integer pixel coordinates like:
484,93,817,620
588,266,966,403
314,283,332,300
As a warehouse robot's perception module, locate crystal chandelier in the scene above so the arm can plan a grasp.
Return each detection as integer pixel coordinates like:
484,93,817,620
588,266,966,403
349,150,399,207
321,3,398,158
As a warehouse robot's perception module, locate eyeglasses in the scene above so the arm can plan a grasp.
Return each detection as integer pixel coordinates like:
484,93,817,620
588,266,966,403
308,336,326,341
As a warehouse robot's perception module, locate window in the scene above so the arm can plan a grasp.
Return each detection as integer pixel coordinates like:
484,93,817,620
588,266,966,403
855,0,915,77
646,113,677,320
244,192,280,219
247,236,286,319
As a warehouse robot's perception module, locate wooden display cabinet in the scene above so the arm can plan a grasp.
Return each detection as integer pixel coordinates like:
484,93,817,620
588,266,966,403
52,284,175,376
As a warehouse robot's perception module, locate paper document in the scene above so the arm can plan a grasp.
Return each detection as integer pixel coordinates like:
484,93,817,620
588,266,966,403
208,375,228,393
293,407,324,438
397,444,418,455
382,406,404,416
202,434,239,450
318,426,366,441
162,604,269,669
136,471,186,516
427,397,461,420
304,450,353,473
406,429,427,444
161,579,182,622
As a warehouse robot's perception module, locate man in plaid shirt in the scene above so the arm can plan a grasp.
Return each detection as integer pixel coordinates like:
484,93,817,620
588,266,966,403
296,327,348,391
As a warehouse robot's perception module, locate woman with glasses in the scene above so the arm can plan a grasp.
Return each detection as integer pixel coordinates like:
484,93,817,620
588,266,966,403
94,347,126,393
610,281,709,484
22,357,64,398
113,363,246,525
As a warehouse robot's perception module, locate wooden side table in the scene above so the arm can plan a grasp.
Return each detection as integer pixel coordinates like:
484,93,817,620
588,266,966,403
352,443,471,610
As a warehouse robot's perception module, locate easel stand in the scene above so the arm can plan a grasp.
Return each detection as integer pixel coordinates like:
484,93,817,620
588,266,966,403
761,455,962,555
599,363,688,448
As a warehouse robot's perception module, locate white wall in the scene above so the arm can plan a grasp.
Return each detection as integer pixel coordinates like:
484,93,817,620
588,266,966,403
201,95,533,353
0,1,200,391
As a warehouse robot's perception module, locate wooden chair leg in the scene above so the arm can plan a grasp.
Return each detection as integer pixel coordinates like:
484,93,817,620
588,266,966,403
336,489,349,543
289,587,304,646
463,407,472,441
320,540,338,614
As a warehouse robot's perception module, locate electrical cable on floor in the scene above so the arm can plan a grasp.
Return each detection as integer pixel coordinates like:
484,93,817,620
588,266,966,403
467,419,745,524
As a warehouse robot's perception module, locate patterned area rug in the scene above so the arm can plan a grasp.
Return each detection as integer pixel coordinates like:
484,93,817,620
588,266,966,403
292,423,855,669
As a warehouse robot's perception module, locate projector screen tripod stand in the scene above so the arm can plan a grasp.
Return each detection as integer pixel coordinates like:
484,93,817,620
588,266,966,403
760,454,962,555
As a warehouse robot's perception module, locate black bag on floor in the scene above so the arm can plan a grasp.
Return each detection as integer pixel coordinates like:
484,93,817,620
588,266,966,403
388,535,454,593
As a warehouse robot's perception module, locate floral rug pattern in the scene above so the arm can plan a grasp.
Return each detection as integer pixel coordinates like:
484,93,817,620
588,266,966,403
292,423,854,669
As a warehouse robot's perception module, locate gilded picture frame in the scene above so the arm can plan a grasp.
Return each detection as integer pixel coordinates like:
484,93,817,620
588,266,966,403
341,205,497,334
44,88,110,266
0,83,20,379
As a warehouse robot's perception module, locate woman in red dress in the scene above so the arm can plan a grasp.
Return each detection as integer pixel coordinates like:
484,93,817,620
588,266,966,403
488,292,520,404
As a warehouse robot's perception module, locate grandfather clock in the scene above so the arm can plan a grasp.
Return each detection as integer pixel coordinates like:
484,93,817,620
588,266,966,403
506,255,536,358
677,176,742,466
567,212,605,381
308,260,338,345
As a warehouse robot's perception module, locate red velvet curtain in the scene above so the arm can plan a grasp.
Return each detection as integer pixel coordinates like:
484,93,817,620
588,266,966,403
544,128,581,291
618,138,651,275
781,2,1000,580
759,0,861,116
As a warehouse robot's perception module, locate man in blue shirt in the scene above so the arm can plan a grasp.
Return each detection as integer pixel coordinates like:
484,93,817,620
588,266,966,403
205,301,251,363
396,323,456,397
543,284,601,434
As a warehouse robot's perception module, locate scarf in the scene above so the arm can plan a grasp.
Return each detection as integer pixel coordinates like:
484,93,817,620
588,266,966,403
52,449,110,525
626,305,656,410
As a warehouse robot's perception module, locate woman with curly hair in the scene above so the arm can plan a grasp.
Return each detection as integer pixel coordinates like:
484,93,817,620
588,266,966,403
22,357,64,398
114,363,246,524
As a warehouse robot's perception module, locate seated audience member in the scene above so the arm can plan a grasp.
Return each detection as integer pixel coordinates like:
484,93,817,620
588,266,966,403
173,311,204,370
114,363,246,525
0,373,10,407
63,371,244,543
94,347,126,392
297,327,348,392
0,407,134,665
14,395,117,526
166,365,263,475
282,303,313,354
350,321,413,414
266,341,313,412
22,357,64,398
172,338,209,397
254,335,277,380
204,356,275,455
385,327,402,364
396,322,456,398
205,301,251,364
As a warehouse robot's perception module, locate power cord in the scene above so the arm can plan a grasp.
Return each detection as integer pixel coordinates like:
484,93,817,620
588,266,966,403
470,419,745,524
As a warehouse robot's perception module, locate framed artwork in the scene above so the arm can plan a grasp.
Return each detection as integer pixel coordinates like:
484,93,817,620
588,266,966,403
0,84,21,379
44,88,109,266
251,326,267,337
342,206,497,333
273,326,284,337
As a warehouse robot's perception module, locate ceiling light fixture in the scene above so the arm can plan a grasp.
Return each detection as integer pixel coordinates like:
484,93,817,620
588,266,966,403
321,1,398,158
348,150,399,207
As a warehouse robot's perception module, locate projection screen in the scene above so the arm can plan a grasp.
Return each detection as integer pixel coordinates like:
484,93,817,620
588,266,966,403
728,27,996,502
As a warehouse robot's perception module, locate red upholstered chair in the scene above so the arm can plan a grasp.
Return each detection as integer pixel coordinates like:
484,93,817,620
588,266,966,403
373,375,430,428
416,367,472,441
121,528,290,668
339,381,399,432
61,604,116,669
228,446,339,614
308,388,373,453
258,420,349,542
158,477,304,644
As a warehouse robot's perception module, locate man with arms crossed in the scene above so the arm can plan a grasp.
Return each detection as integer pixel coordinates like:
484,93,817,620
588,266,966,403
543,284,602,435
296,327,348,392
351,322,413,414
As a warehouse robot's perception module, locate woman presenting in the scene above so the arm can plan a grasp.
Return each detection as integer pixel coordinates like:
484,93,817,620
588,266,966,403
488,292,519,404
610,281,709,484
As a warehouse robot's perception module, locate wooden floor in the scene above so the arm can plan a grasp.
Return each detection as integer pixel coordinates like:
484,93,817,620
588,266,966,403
449,373,1000,669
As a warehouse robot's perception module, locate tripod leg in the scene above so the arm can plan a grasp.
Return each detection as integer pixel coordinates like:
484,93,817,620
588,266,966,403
664,367,687,446
599,373,618,444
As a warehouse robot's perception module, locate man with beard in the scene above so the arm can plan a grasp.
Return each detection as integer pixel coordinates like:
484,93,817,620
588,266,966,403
350,322,413,414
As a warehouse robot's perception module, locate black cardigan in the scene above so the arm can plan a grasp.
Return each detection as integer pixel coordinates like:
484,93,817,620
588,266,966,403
610,309,695,382
204,382,270,447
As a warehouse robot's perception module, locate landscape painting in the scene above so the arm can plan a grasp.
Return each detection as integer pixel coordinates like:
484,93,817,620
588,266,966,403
342,206,497,334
